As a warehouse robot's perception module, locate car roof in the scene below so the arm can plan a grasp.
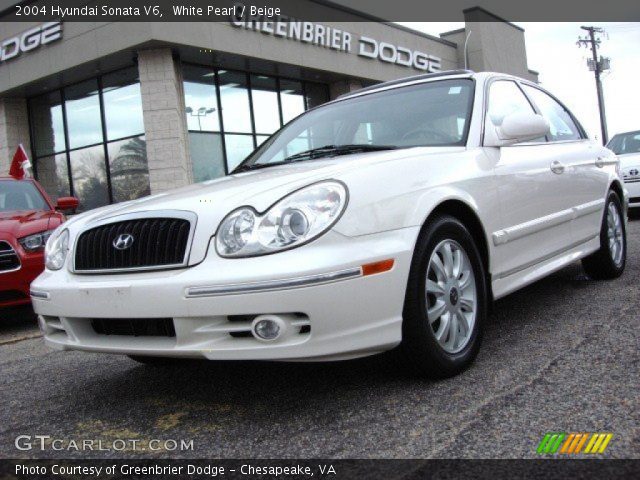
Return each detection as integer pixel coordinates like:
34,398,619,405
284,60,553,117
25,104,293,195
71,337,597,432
335,70,526,102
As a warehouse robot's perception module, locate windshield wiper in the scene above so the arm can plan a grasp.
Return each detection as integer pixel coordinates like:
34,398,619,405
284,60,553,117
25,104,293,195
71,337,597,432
282,144,398,163
233,144,397,173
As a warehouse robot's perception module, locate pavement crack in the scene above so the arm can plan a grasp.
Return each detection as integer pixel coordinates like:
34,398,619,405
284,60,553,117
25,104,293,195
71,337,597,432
0,332,42,346
427,330,598,459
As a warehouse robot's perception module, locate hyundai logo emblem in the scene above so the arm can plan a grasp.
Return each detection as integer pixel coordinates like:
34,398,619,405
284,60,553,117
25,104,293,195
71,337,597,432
630,169,639,176
112,233,134,250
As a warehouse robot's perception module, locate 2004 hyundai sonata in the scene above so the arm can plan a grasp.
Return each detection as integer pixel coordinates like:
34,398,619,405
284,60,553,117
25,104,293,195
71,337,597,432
31,70,627,378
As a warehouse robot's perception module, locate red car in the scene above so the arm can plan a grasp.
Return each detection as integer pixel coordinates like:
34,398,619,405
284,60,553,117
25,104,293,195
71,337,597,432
0,177,78,308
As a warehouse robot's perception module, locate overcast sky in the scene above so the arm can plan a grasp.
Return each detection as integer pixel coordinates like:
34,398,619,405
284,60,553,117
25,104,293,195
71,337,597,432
397,22,640,143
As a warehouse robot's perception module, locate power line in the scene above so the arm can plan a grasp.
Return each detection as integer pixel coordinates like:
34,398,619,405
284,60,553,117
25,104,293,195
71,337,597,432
577,26,610,144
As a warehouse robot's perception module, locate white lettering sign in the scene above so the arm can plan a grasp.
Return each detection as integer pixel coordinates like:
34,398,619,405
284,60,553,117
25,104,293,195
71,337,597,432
0,21,62,65
231,16,441,73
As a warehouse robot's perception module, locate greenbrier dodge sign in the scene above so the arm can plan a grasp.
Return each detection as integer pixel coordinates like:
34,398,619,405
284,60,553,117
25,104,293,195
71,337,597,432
231,17,442,73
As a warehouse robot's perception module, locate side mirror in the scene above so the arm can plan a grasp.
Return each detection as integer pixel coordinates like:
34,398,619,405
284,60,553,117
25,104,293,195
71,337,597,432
56,196,79,213
485,111,550,147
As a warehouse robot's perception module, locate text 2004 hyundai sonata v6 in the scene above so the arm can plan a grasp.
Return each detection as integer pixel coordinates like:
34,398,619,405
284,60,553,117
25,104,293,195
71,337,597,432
31,70,626,378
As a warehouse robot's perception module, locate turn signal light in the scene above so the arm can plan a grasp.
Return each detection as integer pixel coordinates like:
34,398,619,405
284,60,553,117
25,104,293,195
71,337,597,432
361,259,394,276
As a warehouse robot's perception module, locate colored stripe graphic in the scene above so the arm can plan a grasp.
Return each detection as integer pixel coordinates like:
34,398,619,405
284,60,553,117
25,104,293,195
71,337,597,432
538,433,612,454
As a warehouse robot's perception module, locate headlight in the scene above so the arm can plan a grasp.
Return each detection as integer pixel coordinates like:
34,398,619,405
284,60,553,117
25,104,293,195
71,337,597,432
216,181,348,258
18,230,54,252
44,228,69,270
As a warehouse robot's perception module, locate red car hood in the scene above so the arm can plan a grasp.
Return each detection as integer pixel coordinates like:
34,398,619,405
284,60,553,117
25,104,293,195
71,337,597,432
0,209,62,240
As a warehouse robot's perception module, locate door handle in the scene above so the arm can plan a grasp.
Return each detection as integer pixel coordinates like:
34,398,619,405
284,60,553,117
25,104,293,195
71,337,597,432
595,156,605,168
550,160,565,174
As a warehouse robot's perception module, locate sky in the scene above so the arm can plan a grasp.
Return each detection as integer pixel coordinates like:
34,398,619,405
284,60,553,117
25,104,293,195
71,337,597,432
397,22,640,143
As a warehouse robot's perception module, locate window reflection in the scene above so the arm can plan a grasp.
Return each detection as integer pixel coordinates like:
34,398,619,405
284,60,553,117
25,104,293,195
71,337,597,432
108,136,150,202
225,134,255,171
183,66,220,132
103,68,144,141
64,79,104,149
69,145,109,211
189,132,225,182
280,80,305,123
34,153,69,201
251,75,280,134
30,91,66,156
218,71,252,133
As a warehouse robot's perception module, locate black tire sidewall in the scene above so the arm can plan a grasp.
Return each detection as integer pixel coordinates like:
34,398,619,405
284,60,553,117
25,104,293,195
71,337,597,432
601,191,626,274
402,215,487,375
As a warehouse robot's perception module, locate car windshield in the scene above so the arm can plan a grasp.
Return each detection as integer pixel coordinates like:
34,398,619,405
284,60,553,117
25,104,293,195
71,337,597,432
607,131,640,155
0,180,49,212
236,78,474,171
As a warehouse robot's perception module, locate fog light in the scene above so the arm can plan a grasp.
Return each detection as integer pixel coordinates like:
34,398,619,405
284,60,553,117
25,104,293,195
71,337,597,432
251,315,287,342
255,319,280,340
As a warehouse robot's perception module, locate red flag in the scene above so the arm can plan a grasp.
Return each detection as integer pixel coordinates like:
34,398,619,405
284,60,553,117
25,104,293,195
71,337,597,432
9,144,31,179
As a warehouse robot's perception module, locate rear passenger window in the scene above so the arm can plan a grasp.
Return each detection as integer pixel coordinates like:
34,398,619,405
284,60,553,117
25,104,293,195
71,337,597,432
522,85,582,142
487,81,535,127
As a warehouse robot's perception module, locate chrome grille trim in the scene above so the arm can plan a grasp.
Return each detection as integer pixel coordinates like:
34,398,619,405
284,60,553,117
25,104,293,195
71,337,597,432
0,241,21,273
72,210,197,274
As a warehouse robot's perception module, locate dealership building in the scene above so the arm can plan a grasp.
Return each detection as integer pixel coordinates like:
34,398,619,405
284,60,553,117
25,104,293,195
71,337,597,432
0,2,539,210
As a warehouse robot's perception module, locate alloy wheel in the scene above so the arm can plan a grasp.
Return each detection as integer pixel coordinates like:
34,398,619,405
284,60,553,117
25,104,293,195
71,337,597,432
425,239,477,354
607,202,624,267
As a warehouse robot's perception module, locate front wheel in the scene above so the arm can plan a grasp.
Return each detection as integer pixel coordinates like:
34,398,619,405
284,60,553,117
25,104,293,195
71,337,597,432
401,215,487,378
582,190,626,280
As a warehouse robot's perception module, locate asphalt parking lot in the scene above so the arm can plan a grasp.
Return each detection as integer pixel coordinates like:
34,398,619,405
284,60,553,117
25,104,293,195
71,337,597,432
1,220,639,460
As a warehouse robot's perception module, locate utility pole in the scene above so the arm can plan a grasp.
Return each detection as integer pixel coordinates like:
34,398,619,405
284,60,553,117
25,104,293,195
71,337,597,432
577,26,610,145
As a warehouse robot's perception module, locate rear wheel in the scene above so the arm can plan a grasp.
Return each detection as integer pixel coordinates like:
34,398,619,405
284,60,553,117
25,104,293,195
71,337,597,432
401,215,487,378
582,190,626,280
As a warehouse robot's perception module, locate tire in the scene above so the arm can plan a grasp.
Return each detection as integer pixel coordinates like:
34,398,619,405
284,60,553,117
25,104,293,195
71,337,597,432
582,190,626,280
401,215,487,378
127,355,184,366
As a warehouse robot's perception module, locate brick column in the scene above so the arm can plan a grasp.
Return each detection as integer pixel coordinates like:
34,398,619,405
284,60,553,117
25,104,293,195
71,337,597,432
0,98,32,175
137,48,192,194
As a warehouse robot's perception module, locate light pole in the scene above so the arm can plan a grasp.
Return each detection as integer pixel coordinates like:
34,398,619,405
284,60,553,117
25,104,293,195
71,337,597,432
577,26,610,145
186,106,216,130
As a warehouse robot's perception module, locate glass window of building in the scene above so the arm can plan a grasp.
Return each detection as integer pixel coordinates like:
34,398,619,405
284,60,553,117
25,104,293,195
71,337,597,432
102,68,145,141
69,145,109,210
280,80,305,123
225,134,255,171
183,65,220,132
250,75,280,134
64,79,104,150
183,65,329,177
29,91,66,157
218,70,252,133
29,66,149,211
107,136,150,203
189,132,225,182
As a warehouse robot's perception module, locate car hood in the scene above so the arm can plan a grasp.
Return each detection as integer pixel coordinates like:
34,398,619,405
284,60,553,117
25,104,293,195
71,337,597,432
0,209,59,241
65,147,465,265
619,152,640,170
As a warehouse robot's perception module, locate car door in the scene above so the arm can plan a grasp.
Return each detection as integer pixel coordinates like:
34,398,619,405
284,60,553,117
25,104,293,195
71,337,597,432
520,84,609,247
484,79,576,281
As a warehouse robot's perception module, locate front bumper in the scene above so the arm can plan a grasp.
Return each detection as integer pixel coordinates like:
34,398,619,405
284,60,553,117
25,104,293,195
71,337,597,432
31,228,418,361
0,244,43,308
624,181,640,208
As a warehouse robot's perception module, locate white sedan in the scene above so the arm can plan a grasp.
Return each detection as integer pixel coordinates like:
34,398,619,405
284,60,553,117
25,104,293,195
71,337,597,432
31,70,627,378
607,130,640,209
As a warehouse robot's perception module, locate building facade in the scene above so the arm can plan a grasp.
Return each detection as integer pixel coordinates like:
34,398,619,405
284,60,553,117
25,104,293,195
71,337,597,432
0,2,538,210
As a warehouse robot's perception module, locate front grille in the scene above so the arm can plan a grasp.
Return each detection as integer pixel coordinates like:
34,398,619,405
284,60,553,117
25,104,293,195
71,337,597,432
623,177,640,184
90,318,176,337
74,218,191,272
629,196,640,203
0,241,20,272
